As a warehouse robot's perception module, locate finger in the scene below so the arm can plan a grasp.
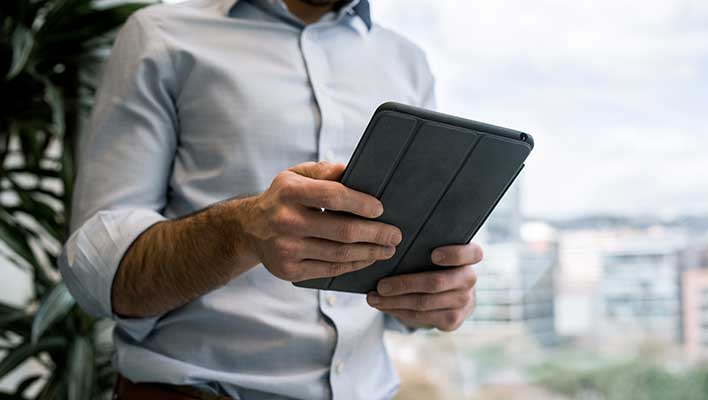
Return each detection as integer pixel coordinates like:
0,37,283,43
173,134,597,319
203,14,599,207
294,179,384,219
383,308,466,332
286,161,381,218
377,266,476,296
289,161,345,181
299,208,402,246
300,238,395,263
367,289,472,311
296,259,375,280
431,242,484,266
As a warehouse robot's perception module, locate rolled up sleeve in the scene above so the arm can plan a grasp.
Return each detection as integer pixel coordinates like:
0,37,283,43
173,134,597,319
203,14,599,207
59,11,177,341
60,209,165,339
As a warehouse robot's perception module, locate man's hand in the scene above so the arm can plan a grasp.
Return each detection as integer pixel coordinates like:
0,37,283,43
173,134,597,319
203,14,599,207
113,160,401,317
243,161,403,282
366,243,483,331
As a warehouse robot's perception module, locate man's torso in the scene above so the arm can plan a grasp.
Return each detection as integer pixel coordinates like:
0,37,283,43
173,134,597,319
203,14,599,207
91,1,433,398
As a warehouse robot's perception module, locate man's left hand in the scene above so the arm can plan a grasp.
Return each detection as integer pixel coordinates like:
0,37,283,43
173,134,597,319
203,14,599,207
366,242,483,331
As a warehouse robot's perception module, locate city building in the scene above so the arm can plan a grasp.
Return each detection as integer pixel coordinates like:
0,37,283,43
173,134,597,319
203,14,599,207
555,225,693,350
519,223,558,346
682,268,708,360
600,236,685,344
463,184,558,346
555,229,618,338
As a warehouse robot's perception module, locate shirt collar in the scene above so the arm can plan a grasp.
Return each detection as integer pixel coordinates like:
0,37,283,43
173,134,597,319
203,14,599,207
348,0,372,31
219,0,372,31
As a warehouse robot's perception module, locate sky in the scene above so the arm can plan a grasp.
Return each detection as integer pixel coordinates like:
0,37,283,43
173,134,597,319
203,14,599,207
374,0,708,219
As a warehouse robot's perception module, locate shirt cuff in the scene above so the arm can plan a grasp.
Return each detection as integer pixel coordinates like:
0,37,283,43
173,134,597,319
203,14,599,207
384,314,419,334
60,208,166,342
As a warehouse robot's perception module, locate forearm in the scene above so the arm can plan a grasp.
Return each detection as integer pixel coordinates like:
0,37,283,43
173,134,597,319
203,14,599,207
111,161,403,318
112,196,260,317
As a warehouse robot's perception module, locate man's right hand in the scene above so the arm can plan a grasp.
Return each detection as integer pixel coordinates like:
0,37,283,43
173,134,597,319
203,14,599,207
113,160,401,317
241,161,402,282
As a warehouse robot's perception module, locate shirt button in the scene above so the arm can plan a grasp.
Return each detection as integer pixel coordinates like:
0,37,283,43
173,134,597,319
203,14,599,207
327,295,337,307
334,361,344,374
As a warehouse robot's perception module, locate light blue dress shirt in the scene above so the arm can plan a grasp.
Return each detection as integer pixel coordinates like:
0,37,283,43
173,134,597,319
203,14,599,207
59,0,435,399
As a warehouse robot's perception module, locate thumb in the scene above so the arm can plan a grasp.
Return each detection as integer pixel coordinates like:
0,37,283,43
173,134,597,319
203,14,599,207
289,161,346,181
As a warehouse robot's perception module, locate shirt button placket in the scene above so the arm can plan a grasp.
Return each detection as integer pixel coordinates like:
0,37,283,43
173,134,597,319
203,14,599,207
300,26,342,164
302,25,350,399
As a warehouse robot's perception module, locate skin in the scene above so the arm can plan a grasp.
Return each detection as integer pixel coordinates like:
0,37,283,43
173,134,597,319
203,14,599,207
368,244,482,331
112,1,483,331
283,0,345,24
113,161,482,331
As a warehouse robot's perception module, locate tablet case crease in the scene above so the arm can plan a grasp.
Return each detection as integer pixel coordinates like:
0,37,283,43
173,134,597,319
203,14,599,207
295,102,534,293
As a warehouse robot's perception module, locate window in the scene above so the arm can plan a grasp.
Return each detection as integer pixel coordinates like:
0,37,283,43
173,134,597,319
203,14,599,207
377,1,708,398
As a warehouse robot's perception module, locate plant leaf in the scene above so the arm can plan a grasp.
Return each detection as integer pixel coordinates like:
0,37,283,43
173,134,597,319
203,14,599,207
61,140,74,216
42,77,65,138
0,210,39,267
34,0,91,39
91,318,115,357
0,301,21,315
36,373,61,400
31,283,75,343
0,391,27,400
39,3,147,49
0,336,66,378
67,336,94,400
0,309,29,329
3,167,62,178
7,24,34,80
15,374,42,397
0,302,32,338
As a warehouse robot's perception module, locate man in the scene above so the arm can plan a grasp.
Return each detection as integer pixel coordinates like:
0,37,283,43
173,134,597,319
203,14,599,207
60,0,483,399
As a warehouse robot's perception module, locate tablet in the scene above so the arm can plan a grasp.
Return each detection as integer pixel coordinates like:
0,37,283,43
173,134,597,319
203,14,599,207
294,102,534,293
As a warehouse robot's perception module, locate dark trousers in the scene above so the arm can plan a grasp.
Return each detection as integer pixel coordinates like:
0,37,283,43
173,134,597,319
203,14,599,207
113,375,232,400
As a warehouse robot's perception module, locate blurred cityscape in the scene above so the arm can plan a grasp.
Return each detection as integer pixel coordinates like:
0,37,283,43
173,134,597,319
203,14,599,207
388,182,708,399
374,1,708,397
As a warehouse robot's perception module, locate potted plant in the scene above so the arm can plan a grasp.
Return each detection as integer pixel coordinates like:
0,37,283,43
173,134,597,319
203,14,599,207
0,1,149,398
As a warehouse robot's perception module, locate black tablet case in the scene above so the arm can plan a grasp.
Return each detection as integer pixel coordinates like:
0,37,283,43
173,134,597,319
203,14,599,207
294,102,534,293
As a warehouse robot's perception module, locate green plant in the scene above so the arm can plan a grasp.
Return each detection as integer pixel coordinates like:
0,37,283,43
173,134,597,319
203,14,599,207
0,0,149,398
529,359,708,400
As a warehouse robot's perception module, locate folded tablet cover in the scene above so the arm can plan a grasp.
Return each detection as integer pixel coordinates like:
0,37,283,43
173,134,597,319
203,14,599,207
295,102,534,293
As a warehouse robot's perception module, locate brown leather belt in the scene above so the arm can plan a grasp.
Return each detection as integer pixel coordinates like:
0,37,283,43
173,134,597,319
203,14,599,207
113,375,232,400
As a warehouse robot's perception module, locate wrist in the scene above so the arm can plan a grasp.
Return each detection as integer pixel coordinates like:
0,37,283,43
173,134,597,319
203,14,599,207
221,195,264,271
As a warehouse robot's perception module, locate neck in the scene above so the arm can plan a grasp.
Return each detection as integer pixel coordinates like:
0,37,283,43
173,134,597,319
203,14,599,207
283,0,342,24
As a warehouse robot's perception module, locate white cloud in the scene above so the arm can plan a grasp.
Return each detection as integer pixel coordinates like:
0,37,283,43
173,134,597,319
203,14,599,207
373,0,708,218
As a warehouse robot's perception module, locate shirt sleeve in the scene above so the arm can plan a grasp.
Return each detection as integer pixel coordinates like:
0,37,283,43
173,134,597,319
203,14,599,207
419,53,437,110
384,314,419,334
59,11,177,342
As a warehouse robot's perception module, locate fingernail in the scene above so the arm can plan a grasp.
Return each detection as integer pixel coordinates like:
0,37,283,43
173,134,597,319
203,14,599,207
373,203,384,217
432,251,445,264
367,293,380,305
389,231,402,246
384,246,396,258
379,282,392,295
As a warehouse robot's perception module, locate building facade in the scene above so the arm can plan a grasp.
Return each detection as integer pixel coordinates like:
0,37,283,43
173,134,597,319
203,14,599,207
601,239,684,343
682,268,708,359
464,184,557,346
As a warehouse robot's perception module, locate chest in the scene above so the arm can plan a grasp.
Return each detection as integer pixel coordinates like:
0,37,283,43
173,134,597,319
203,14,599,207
163,20,421,208
173,23,418,146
